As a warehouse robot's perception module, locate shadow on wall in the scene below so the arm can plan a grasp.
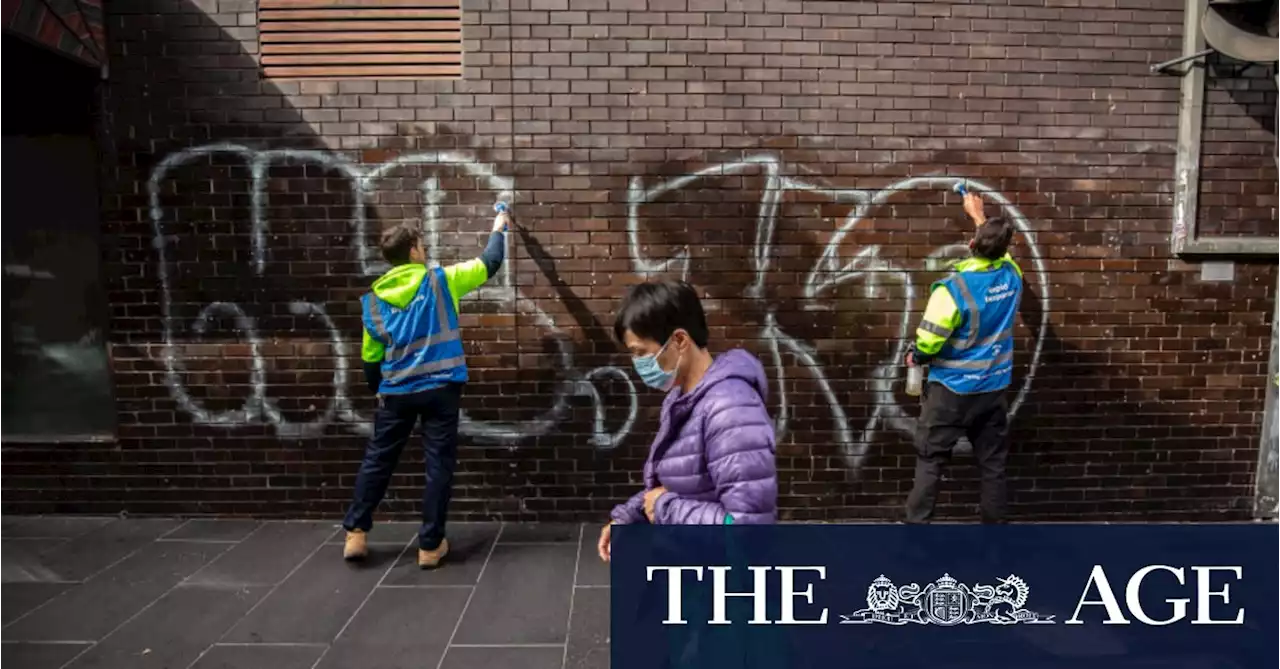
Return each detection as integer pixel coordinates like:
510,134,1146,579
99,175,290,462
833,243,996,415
117,2,636,454
103,0,379,458
623,149,1265,521
624,153,1057,516
1203,0,1280,136
1200,55,1278,237
2,0,640,517
1211,56,1278,136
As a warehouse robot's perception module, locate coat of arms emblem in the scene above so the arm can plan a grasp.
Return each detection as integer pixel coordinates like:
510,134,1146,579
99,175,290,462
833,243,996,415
840,573,1055,626
927,579,967,625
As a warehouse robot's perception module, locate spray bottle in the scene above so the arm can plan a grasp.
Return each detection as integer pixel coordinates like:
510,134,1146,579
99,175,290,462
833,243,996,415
493,201,511,231
906,355,925,397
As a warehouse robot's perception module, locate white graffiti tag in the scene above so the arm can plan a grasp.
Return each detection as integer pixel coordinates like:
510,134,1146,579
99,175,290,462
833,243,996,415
149,144,1046,467
148,143,634,446
628,155,1048,472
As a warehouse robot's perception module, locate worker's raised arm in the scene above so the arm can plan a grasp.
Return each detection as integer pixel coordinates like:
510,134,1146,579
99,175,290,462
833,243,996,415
442,209,509,310
963,192,986,227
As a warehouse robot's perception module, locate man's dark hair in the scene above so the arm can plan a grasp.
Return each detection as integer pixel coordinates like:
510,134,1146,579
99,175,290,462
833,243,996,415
614,280,710,348
972,216,1014,260
380,223,422,266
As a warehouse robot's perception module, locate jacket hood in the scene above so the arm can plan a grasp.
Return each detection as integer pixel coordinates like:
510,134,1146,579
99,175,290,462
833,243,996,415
671,348,769,408
371,264,427,308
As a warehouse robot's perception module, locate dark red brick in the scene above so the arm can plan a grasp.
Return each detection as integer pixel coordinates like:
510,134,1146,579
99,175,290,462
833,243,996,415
1,0,1273,525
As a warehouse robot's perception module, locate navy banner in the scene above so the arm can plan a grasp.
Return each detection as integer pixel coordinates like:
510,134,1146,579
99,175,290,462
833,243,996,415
610,524,1278,669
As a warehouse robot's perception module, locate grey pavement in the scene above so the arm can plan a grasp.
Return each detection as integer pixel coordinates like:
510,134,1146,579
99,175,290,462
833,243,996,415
1,517,609,669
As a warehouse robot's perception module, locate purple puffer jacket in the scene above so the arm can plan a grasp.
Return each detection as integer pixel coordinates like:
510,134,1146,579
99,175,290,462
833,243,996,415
611,348,777,525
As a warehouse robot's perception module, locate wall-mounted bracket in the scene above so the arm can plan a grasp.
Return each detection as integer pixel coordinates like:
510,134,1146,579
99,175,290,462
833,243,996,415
1152,47,1217,73
1168,0,1279,258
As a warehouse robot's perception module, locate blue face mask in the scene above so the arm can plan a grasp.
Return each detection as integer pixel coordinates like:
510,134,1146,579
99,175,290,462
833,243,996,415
632,340,681,391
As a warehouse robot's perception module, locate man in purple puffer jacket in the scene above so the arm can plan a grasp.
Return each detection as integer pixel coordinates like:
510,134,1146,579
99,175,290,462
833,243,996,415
598,280,777,562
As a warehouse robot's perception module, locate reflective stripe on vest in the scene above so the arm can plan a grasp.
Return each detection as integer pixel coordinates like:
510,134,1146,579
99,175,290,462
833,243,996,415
383,270,460,362
362,266,467,393
918,319,953,339
928,263,1021,394
947,273,1016,352
382,354,467,383
949,274,981,350
932,350,1014,371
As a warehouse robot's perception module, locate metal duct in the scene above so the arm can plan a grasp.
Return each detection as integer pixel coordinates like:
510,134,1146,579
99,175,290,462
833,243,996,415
1202,0,1279,62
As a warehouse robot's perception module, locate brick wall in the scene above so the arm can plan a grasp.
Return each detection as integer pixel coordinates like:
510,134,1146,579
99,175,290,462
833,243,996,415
3,0,1276,521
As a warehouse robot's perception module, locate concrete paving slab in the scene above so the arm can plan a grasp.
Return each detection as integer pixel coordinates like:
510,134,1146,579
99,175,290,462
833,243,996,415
190,644,326,669
222,547,399,644
2,516,114,540
440,645,565,669
64,585,270,669
565,586,611,669
316,586,470,669
1,642,92,669
3,541,226,642
451,543,577,646
162,520,262,543
186,522,336,588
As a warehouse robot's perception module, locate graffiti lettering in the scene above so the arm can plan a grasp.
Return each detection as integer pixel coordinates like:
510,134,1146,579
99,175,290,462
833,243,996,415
150,145,1047,471
148,144,635,446
628,157,1048,472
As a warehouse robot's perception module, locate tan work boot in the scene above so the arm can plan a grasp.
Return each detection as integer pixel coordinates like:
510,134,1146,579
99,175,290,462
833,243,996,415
343,530,368,561
417,538,449,569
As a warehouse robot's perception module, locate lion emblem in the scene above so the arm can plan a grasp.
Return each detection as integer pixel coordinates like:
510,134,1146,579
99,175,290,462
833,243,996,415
866,575,900,612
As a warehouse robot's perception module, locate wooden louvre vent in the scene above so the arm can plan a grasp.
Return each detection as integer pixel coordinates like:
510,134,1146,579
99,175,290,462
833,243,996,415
259,0,462,79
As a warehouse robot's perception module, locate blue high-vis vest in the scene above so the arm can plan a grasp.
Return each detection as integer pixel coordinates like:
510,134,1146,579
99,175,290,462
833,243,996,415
361,266,468,395
928,262,1022,394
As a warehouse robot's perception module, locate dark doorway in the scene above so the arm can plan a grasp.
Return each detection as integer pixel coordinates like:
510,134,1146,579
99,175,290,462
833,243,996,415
2,34,113,439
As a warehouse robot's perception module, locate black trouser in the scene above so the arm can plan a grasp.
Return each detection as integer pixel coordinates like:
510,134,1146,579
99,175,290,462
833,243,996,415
904,381,1009,524
343,383,462,550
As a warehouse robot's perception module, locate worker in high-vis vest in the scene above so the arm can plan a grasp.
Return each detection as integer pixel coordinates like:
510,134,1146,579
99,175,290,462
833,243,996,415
904,191,1022,524
343,208,508,568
